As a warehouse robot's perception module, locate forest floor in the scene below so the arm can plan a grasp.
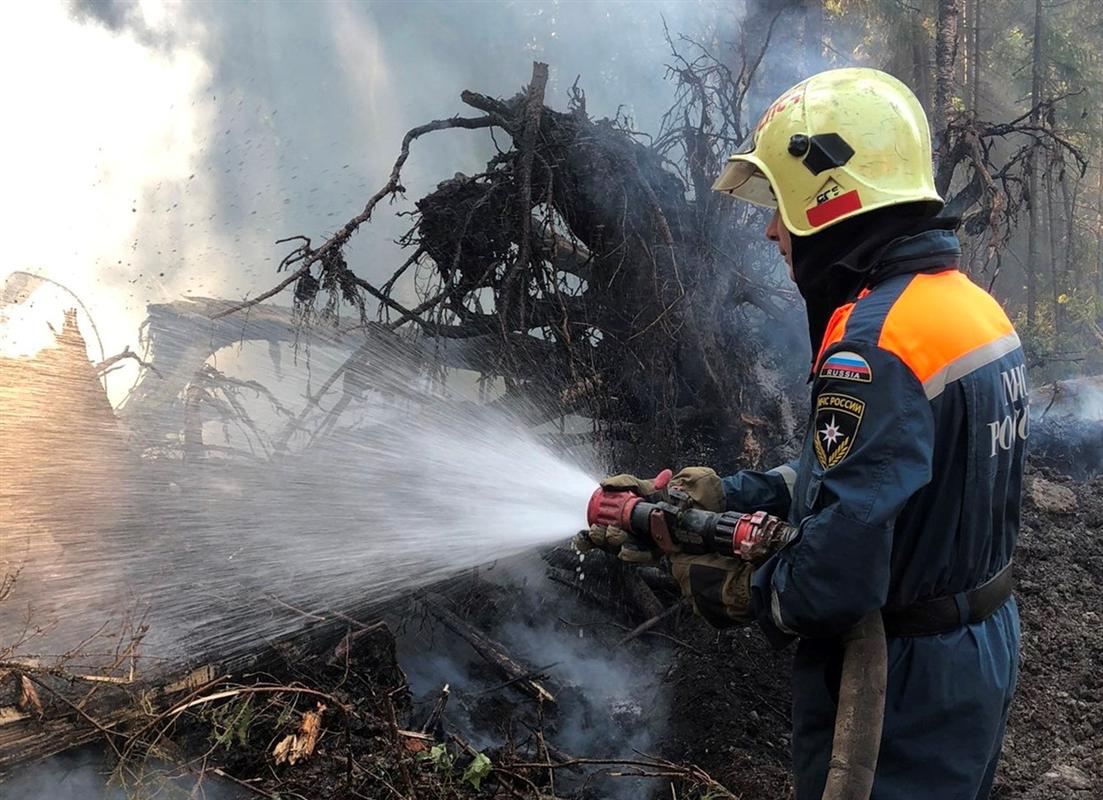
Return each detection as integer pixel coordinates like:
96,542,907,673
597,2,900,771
993,466,1102,798
3,461,1099,799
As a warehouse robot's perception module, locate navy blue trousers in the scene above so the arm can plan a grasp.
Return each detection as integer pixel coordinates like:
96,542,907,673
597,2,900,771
792,600,1020,800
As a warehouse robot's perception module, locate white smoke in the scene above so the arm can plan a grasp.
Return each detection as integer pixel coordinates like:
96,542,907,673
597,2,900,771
0,2,217,386
1,0,747,403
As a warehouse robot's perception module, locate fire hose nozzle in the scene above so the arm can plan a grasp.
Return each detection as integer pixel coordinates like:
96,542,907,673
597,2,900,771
626,501,794,561
585,469,673,530
586,485,642,531
584,471,792,562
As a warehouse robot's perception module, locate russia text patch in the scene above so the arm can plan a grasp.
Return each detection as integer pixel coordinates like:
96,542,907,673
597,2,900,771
813,392,865,470
820,351,872,383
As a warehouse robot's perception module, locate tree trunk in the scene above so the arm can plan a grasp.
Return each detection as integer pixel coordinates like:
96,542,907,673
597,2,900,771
803,0,823,73
968,0,981,116
1026,0,1045,328
1060,177,1077,292
957,0,968,110
934,0,963,138
1046,169,1062,340
1097,137,1103,302
911,16,931,112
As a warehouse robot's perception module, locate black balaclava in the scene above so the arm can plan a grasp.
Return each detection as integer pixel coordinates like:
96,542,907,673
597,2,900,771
788,202,956,361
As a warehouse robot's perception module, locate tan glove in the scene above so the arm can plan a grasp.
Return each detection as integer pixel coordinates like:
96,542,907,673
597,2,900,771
670,553,754,628
599,472,667,496
574,523,627,553
574,523,661,564
668,467,725,512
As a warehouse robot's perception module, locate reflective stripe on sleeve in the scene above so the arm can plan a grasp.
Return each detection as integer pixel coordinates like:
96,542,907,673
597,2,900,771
922,331,1022,400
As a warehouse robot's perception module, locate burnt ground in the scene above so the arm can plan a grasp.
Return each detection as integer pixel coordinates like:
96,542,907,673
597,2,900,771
3,463,1099,799
994,467,1103,798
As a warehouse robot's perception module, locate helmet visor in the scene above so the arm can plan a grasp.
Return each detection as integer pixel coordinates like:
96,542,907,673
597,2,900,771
712,155,776,208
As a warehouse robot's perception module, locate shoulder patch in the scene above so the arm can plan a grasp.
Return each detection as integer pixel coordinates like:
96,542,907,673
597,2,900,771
813,392,865,469
820,350,872,383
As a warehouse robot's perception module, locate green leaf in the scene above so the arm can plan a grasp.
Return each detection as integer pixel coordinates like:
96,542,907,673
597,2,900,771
235,697,253,746
418,743,454,773
462,752,492,791
275,703,293,729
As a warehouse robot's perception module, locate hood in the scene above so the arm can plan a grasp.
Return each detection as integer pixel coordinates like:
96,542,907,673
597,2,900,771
789,208,960,365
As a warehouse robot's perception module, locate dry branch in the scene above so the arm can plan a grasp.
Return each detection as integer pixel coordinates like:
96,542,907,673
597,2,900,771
419,684,449,735
94,346,162,378
272,703,325,766
211,115,496,321
0,610,389,774
615,598,688,647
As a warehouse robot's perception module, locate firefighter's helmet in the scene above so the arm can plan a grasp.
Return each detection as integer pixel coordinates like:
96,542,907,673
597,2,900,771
713,68,943,236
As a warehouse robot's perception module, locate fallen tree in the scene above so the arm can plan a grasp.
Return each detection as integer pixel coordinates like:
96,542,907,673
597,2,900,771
201,59,805,471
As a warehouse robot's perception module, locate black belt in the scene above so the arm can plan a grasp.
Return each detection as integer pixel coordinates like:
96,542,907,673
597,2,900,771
882,562,1014,638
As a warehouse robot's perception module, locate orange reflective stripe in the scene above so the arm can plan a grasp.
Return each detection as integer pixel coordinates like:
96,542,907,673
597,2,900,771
814,302,856,370
877,270,1015,385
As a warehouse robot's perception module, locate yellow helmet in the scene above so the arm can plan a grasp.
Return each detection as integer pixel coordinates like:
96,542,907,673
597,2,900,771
713,67,943,236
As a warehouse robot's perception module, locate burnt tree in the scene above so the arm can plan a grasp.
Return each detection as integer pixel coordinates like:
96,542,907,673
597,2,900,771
223,60,804,469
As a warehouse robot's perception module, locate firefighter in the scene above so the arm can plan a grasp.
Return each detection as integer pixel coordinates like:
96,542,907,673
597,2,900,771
584,68,1024,799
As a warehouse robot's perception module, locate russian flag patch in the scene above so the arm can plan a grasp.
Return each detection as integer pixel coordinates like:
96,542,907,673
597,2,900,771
820,351,872,383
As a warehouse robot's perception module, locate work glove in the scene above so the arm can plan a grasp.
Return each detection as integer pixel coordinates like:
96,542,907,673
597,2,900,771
670,553,754,628
599,472,669,497
575,524,658,563
667,466,725,513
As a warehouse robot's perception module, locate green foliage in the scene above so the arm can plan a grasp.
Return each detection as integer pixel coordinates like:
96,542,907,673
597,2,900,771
274,702,294,729
462,752,492,791
821,0,1102,345
416,744,493,793
208,695,254,751
417,742,455,773
1014,285,1102,377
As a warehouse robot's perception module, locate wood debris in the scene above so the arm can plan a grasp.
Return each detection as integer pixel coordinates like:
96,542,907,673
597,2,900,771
272,703,326,766
17,676,43,718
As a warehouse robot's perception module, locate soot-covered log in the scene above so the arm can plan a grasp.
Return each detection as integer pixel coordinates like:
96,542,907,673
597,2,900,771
423,593,556,705
1029,416,1103,478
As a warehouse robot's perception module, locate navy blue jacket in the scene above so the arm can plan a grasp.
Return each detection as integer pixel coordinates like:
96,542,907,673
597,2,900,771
722,230,1024,800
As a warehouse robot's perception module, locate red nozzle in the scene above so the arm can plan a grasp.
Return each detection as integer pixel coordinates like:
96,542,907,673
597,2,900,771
585,469,673,530
586,485,641,530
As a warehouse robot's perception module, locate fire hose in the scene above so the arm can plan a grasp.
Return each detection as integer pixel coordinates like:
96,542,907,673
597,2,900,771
585,470,887,800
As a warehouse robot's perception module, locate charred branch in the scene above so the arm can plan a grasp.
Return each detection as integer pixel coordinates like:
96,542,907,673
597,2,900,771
95,346,162,379
212,115,498,321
